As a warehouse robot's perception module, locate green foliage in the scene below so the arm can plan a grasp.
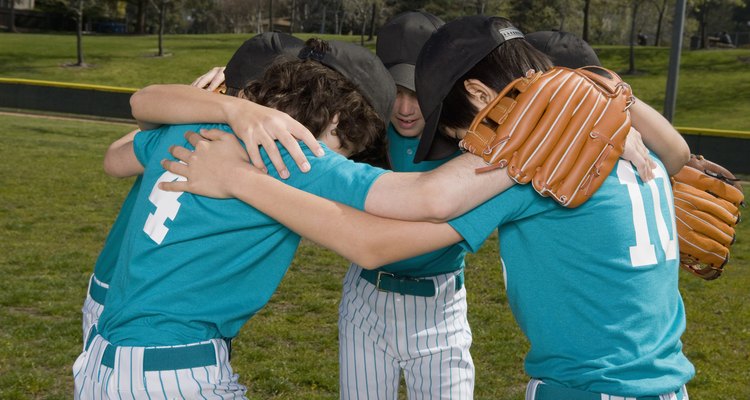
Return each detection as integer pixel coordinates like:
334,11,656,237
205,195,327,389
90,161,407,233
0,109,749,398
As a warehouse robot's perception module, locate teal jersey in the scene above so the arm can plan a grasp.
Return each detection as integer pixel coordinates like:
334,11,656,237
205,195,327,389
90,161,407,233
97,123,386,346
92,175,142,284
378,123,465,277
448,157,694,396
386,124,454,172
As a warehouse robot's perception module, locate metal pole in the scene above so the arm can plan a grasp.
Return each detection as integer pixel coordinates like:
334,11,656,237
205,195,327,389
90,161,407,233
663,0,687,122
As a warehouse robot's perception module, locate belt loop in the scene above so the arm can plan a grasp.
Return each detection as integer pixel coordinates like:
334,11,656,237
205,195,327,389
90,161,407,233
526,379,543,400
454,270,465,291
85,325,98,351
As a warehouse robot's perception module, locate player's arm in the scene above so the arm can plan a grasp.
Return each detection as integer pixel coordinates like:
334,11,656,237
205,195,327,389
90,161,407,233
364,153,515,222
130,84,324,178
630,97,691,175
103,128,144,178
364,125,657,222
163,126,656,224
160,141,463,269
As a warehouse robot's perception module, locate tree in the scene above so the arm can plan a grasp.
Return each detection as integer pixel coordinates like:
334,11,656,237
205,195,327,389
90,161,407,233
134,0,148,33
73,0,86,66
649,0,670,45
8,0,18,32
583,0,591,41
151,0,170,55
268,0,273,31
367,2,376,40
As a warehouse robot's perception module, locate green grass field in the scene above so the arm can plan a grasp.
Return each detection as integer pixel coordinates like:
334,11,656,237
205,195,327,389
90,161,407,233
0,33,749,398
0,112,748,399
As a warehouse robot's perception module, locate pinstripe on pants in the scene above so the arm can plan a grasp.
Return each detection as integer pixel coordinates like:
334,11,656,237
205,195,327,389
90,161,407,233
81,275,107,348
339,264,474,399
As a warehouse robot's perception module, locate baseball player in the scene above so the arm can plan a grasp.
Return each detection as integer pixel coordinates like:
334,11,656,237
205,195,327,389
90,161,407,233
73,38,396,398
79,32,311,346
339,11,474,399
158,17,694,399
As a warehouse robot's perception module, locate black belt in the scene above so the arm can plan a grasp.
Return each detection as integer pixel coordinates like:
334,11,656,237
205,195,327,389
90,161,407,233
359,269,464,297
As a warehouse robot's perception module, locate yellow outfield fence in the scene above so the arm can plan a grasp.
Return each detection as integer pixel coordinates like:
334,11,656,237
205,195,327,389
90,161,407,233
0,78,135,121
677,127,750,174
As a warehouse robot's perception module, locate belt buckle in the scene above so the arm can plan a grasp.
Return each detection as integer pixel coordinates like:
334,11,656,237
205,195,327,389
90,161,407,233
375,271,396,291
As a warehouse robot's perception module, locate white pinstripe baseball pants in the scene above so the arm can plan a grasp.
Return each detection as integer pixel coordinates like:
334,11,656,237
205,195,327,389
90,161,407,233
81,274,107,347
73,333,246,399
339,264,474,400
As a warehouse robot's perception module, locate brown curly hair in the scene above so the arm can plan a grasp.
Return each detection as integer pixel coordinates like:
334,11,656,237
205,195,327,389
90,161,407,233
241,39,387,166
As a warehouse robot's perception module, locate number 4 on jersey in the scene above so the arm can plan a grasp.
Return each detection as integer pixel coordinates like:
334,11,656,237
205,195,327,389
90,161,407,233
144,171,186,244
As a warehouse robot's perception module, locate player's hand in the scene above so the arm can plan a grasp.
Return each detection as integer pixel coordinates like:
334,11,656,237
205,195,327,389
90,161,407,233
191,67,226,92
159,129,259,198
226,100,324,179
622,127,656,182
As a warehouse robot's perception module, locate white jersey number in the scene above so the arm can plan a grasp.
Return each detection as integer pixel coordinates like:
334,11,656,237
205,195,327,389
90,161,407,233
144,171,186,244
616,160,678,267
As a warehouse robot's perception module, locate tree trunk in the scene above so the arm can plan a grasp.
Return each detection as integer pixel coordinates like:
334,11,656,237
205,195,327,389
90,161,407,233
476,0,485,14
367,2,376,41
582,0,591,42
137,0,147,34
628,0,639,74
268,0,273,32
334,10,340,35
256,0,262,33
290,0,296,33
698,8,708,48
9,0,16,32
76,0,85,66
654,0,666,46
158,0,166,56
320,4,326,34
360,10,366,45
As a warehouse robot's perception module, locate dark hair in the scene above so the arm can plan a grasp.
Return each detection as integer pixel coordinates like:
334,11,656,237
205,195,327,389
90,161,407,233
439,18,553,140
241,38,386,166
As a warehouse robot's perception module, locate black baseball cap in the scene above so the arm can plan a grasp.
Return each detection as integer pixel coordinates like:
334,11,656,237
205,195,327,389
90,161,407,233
224,32,304,92
376,11,445,91
526,30,601,68
414,16,525,162
298,40,395,125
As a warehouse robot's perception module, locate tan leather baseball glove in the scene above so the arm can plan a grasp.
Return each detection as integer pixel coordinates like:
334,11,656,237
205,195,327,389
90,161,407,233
672,154,744,280
459,66,634,208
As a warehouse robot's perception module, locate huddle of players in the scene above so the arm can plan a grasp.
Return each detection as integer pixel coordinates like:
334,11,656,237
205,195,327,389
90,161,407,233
75,11,693,400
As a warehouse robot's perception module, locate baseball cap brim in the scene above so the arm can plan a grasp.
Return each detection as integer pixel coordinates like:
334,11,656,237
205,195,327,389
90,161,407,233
388,63,416,91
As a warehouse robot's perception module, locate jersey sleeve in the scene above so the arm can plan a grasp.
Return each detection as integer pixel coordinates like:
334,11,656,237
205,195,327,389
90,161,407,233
448,184,556,253
132,126,170,166
273,144,388,211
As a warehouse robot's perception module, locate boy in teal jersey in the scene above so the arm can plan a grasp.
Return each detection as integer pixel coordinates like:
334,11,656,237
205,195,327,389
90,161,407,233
73,39,393,399
79,32,310,346
158,17,694,399
412,18,693,398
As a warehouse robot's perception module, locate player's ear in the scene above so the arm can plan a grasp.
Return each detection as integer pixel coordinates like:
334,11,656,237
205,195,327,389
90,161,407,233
464,79,497,108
